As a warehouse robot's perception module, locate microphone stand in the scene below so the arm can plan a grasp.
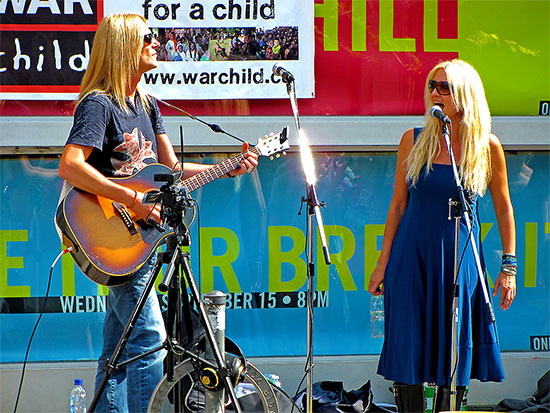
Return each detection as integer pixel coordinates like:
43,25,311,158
284,77,331,413
441,121,496,409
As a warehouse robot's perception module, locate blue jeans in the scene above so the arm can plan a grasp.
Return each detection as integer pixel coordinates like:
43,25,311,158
94,255,166,412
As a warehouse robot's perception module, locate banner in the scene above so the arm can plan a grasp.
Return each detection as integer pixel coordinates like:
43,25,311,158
0,0,314,100
0,151,548,362
1,0,548,115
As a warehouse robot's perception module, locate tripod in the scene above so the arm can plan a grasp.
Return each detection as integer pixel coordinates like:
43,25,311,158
88,180,247,413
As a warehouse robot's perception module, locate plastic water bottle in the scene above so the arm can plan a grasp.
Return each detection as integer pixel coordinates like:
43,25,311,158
424,382,436,413
70,378,87,413
370,295,384,337
264,373,282,388
460,386,469,411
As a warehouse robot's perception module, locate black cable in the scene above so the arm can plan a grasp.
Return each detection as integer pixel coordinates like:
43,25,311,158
291,367,311,413
280,388,304,413
13,247,72,413
190,198,201,293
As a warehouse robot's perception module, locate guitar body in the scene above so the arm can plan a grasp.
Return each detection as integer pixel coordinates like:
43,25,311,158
56,164,190,286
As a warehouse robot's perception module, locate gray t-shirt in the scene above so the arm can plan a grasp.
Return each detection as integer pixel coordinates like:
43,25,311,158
66,92,166,177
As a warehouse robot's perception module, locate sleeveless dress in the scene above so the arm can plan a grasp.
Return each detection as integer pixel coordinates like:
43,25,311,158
377,128,505,386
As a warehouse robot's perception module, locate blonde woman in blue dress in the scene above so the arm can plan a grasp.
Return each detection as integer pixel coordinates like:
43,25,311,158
368,59,517,412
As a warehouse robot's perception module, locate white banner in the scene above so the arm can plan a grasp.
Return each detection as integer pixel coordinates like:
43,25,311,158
0,0,314,100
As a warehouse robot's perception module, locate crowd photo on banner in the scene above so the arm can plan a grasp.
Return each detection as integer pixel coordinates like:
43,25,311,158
153,26,299,62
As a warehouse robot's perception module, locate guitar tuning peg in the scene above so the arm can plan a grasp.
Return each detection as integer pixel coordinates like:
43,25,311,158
276,153,281,158
283,151,287,156
270,156,274,160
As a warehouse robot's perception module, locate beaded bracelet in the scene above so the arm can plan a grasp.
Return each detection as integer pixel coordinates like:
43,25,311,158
502,254,517,265
500,254,517,276
501,266,517,275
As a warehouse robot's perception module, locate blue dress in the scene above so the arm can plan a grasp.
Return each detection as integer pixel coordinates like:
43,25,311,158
377,128,505,386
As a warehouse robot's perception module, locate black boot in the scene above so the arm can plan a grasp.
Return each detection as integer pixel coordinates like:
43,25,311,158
393,383,425,413
433,385,465,412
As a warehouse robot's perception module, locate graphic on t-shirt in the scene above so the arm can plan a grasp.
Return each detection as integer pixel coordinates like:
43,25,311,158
111,127,157,176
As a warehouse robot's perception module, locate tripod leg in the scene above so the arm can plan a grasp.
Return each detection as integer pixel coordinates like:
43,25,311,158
91,254,167,413
165,254,184,412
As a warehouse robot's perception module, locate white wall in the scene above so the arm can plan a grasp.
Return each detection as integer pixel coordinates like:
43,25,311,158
1,353,549,412
1,116,549,154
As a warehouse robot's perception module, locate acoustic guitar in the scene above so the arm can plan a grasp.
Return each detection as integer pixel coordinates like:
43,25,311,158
56,128,289,286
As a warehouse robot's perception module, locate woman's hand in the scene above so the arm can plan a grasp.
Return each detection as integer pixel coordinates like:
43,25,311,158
229,142,259,176
493,271,516,310
368,264,385,295
129,191,162,224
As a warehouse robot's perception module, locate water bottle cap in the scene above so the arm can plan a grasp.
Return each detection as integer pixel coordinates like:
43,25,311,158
74,378,82,385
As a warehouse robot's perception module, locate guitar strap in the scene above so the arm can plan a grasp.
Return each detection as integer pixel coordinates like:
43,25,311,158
54,180,74,243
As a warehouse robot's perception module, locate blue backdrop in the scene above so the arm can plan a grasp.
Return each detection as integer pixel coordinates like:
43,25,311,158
0,150,548,362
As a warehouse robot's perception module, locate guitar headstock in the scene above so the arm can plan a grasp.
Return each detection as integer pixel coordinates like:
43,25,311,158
255,126,290,159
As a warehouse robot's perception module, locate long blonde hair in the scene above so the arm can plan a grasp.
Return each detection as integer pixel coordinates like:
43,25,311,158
406,59,492,195
78,13,150,112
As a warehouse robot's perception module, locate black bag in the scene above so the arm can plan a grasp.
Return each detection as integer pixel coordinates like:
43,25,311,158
293,380,394,412
494,370,550,412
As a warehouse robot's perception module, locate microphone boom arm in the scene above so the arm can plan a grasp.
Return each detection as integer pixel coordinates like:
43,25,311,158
156,98,246,144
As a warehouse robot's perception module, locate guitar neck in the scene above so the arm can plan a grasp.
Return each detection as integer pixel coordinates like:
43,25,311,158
181,147,260,193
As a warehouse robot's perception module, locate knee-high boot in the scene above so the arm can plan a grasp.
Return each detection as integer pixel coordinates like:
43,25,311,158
393,383,425,413
433,385,465,412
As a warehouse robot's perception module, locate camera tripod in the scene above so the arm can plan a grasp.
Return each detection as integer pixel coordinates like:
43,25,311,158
89,179,281,413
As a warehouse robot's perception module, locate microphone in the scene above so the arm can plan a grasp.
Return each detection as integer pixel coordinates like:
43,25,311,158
429,106,451,124
272,64,295,83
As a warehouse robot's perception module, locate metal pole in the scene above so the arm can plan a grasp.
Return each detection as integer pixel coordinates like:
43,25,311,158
306,208,315,413
450,203,461,410
205,291,226,413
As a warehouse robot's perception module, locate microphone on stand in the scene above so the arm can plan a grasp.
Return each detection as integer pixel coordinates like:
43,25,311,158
429,105,451,124
272,64,295,83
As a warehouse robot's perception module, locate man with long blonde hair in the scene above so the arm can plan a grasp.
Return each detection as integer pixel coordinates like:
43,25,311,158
58,13,257,411
368,59,516,412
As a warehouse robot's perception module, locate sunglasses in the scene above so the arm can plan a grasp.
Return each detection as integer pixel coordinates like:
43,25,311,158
143,32,156,45
428,80,451,95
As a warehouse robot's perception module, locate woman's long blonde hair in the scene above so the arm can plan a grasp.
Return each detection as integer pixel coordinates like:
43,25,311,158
77,13,150,112
406,59,492,195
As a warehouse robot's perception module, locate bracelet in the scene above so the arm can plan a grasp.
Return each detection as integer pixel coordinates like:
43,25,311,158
128,189,138,208
501,254,517,266
226,171,236,179
501,267,517,276
500,252,517,276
